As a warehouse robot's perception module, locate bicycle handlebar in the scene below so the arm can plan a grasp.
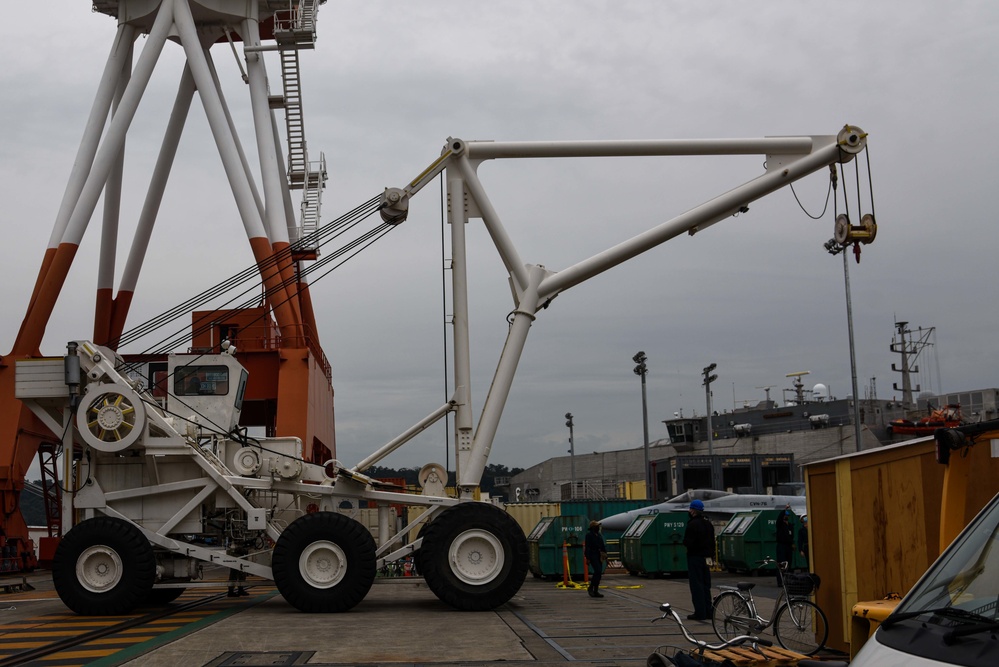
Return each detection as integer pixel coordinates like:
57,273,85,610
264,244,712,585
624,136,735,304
652,603,773,651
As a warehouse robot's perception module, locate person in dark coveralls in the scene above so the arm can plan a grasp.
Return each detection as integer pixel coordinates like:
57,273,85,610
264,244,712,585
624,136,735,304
683,499,715,620
797,515,809,564
584,520,608,598
775,505,794,585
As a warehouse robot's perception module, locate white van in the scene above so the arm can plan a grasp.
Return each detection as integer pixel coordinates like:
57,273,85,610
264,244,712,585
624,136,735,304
850,491,999,666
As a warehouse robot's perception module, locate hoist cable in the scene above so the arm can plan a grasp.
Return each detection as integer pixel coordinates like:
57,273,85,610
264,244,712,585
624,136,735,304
117,195,383,350
789,177,833,220
865,147,877,221
143,216,391,356
838,163,851,220
108,210,400,439
854,155,863,222
117,194,382,348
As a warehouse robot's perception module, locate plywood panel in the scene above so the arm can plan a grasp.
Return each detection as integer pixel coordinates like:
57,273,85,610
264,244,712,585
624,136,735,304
851,454,938,601
805,433,999,654
805,466,846,652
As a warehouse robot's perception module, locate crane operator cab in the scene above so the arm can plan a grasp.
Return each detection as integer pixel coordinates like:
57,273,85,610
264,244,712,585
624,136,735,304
168,355,247,436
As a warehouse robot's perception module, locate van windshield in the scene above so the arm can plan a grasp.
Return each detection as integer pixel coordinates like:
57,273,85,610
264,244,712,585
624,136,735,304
873,493,999,666
897,493,999,620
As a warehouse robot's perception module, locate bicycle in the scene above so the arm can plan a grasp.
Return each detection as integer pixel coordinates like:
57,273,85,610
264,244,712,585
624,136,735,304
711,557,829,655
647,601,774,666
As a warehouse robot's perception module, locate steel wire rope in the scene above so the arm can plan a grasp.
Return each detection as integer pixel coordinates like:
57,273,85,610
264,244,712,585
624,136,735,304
836,163,849,221
105,197,394,441
114,197,385,358
788,172,834,220
52,198,397,504
117,194,383,349
125,217,392,384
120,218,400,450
865,147,876,221
147,219,393,357
118,194,382,348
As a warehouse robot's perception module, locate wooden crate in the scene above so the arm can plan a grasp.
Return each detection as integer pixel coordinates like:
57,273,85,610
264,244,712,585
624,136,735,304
687,644,808,665
804,436,999,653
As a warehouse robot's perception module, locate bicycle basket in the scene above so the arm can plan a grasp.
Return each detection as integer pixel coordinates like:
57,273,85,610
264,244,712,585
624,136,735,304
785,572,820,596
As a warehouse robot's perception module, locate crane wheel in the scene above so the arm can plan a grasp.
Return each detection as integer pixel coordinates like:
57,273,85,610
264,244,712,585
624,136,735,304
272,512,376,613
417,503,528,611
52,517,155,615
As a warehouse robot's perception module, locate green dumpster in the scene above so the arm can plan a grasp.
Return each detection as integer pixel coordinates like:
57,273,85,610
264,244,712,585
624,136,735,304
717,510,807,574
527,515,589,580
620,511,690,577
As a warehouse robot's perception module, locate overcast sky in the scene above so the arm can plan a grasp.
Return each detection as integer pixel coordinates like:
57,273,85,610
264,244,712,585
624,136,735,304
2,2,997,476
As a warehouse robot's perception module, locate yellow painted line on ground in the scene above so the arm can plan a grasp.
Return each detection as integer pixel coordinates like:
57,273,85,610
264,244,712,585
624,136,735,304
33,621,123,628
146,616,208,624
83,636,157,645
119,626,182,634
38,648,116,659
0,640,48,649
2,630,92,638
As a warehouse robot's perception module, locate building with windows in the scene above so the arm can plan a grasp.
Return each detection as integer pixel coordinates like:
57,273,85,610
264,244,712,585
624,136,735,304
508,389,997,503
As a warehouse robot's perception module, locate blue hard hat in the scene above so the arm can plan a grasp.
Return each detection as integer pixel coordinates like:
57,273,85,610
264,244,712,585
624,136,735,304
689,499,705,511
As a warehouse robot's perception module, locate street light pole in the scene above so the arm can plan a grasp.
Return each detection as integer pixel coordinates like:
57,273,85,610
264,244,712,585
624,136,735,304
702,363,718,458
633,352,651,499
565,412,576,499
825,238,864,452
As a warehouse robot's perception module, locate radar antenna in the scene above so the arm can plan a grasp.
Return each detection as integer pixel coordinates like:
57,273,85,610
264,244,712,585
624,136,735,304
784,371,811,405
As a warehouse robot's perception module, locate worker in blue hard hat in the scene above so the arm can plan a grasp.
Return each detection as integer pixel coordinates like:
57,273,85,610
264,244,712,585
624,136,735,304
683,498,715,621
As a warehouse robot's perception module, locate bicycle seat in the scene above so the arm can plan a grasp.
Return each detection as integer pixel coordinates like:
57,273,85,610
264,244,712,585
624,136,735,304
736,582,756,591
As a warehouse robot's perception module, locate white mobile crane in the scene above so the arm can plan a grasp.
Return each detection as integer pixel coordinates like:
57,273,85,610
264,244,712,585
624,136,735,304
16,128,872,615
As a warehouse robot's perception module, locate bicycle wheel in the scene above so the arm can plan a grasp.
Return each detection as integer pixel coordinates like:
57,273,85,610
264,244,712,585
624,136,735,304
712,591,753,642
774,598,828,655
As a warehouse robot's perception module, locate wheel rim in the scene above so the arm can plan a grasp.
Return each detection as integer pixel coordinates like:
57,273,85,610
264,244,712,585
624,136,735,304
448,528,504,585
298,540,347,588
76,545,123,593
713,593,751,640
776,600,825,654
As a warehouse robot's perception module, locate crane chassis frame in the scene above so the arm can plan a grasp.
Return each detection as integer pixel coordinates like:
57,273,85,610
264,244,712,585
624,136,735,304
16,127,868,614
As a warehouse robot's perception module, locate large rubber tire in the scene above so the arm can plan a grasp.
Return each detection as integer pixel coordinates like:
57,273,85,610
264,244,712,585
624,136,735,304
711,591,753,642
271,512,376,613
774,599,828,655
52,517,155,615
418,503,528,611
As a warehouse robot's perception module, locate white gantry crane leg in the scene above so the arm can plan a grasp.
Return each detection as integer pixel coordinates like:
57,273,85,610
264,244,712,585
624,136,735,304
24,0,325,352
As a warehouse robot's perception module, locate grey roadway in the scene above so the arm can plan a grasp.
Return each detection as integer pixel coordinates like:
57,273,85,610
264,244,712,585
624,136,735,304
0,570,819,666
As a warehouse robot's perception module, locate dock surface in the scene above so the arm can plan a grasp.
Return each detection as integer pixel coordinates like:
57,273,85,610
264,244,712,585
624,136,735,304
0,571,832,666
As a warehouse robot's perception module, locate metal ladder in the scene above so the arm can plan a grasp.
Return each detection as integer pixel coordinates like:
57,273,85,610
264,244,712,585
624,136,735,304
273,1,326,246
